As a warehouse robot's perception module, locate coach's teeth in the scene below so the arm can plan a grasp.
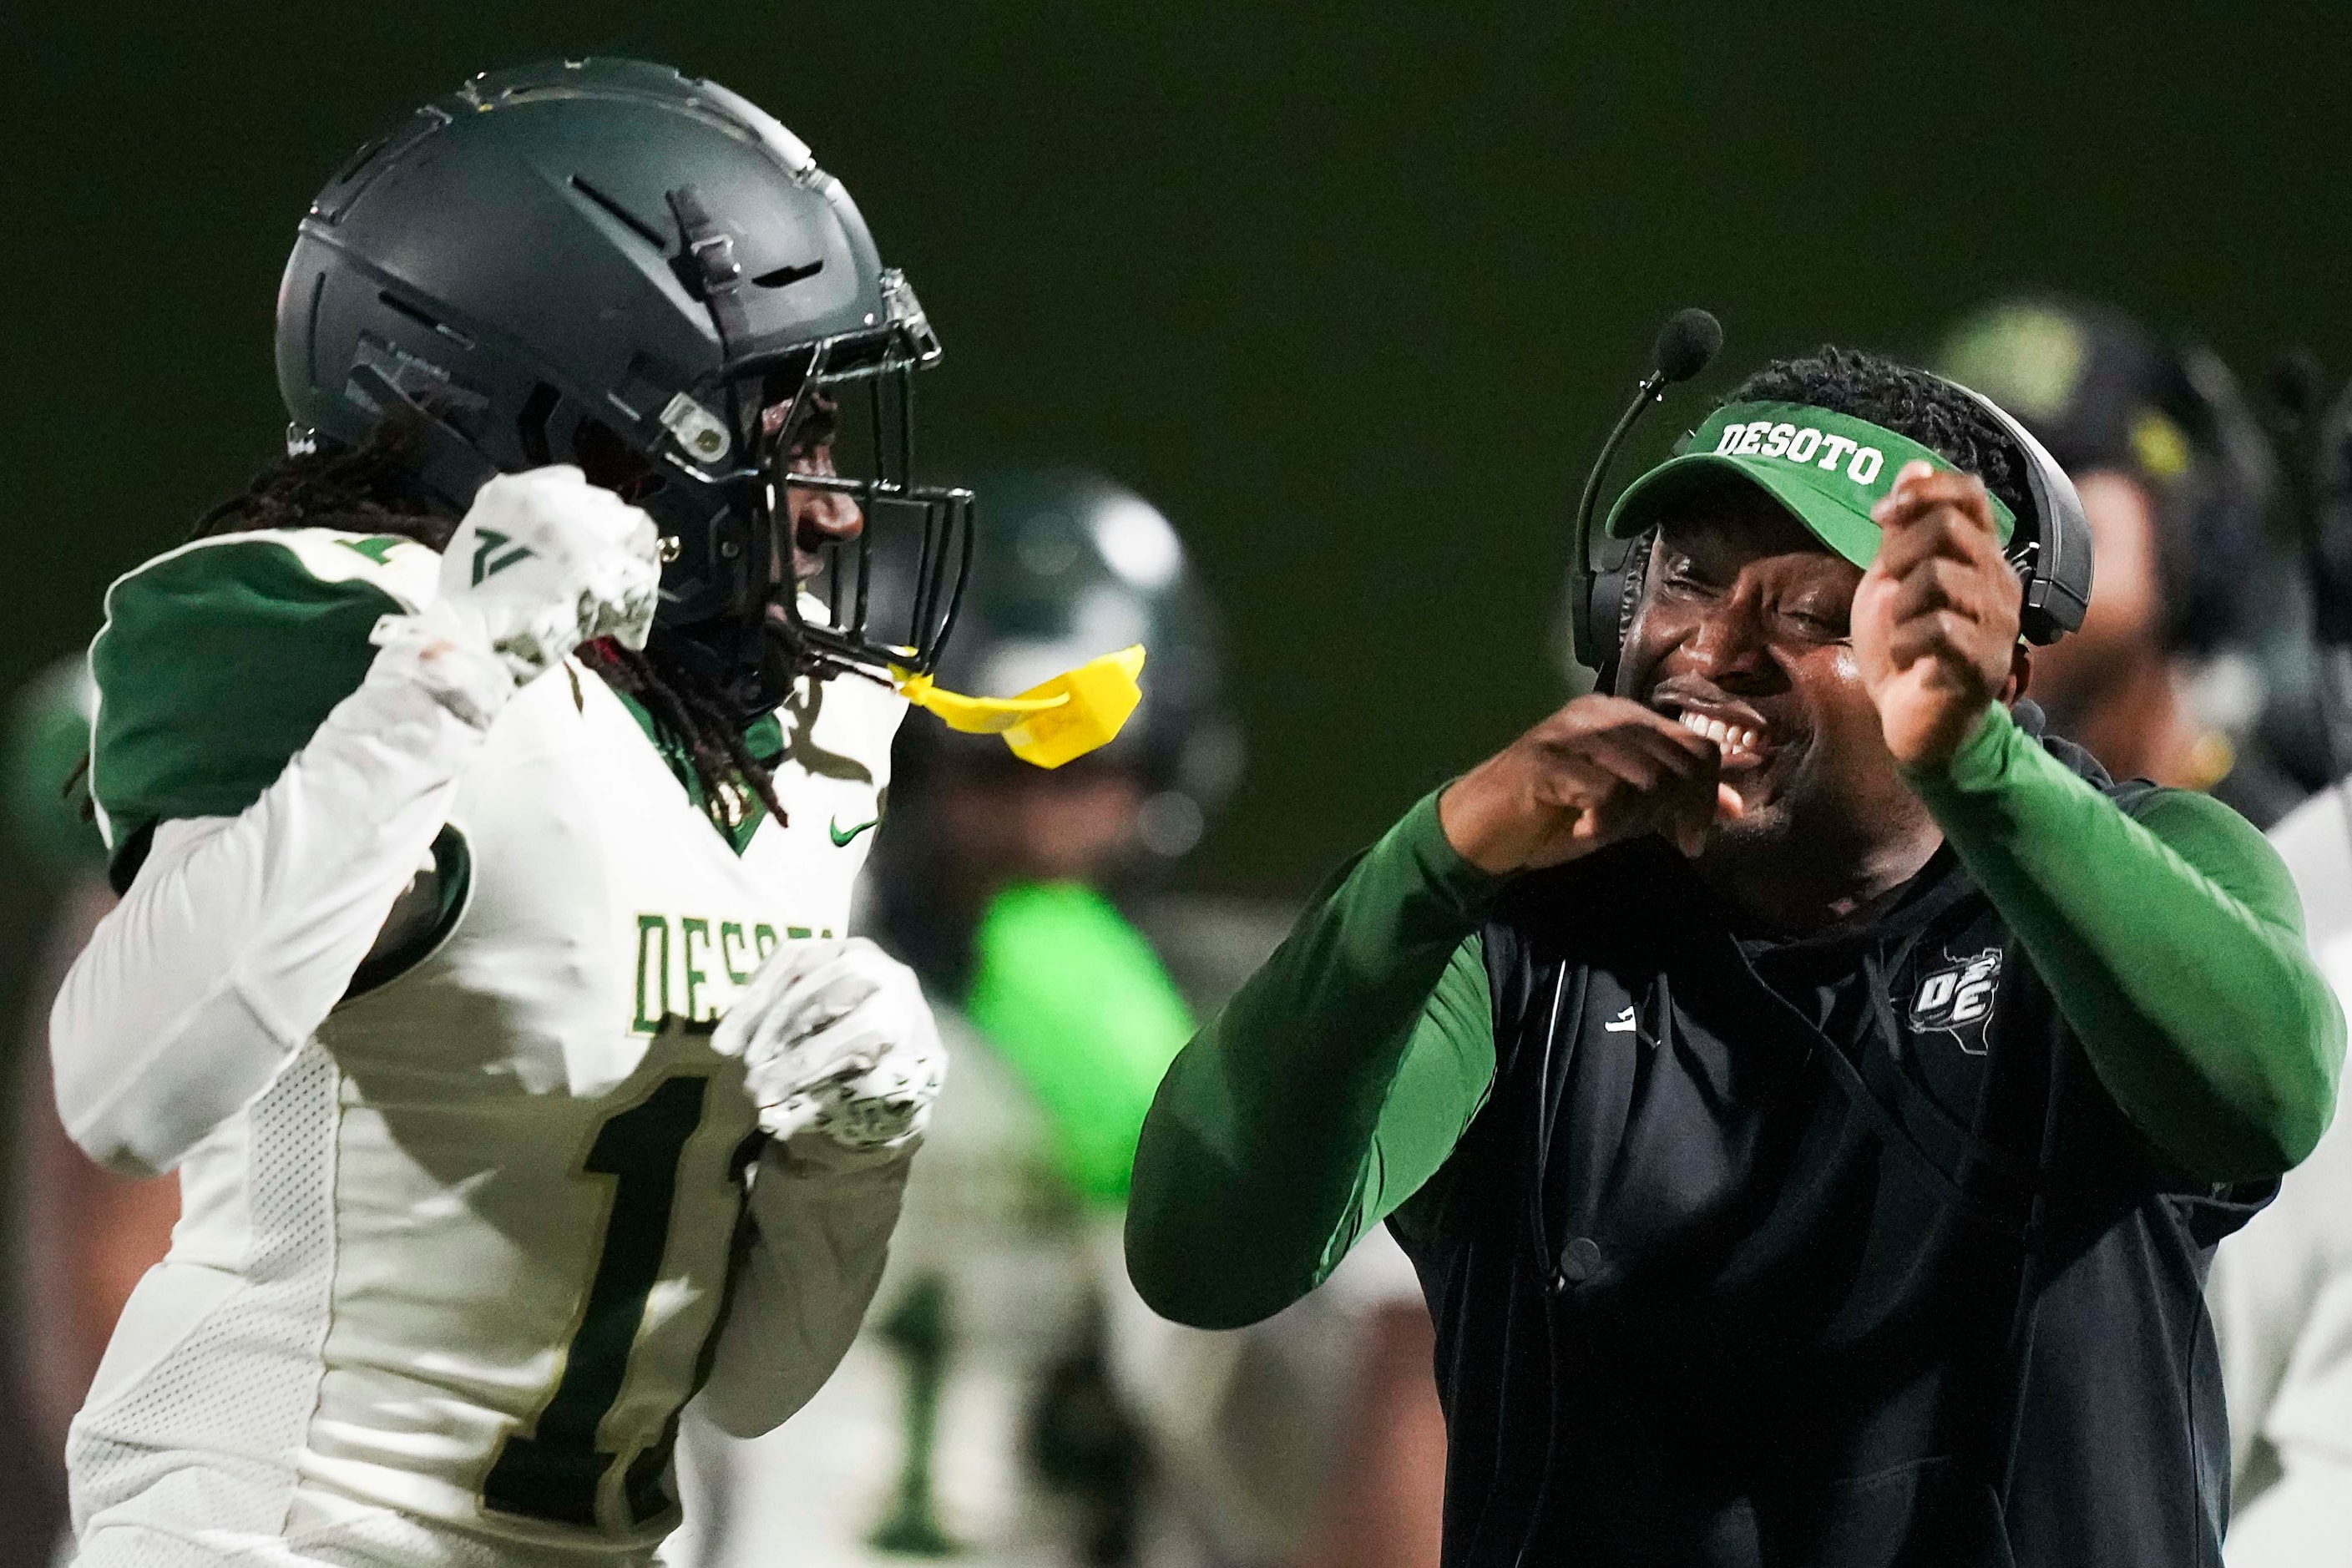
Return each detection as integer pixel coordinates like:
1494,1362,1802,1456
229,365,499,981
1677,711,1767,756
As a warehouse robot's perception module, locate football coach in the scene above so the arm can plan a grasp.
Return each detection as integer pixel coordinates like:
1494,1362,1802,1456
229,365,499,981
1125,346,2344,1568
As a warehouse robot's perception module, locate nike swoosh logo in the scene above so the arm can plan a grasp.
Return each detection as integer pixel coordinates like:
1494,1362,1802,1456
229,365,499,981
828,816,880,847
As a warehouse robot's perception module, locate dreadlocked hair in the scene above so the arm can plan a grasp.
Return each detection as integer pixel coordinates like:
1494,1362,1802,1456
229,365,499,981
192,412,456,549
1727,346,2033,524
577,640,790,833
195,417,787,833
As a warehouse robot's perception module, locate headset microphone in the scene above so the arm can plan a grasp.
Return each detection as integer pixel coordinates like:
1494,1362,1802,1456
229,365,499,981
1653,307,1727,385
1569,308,1722,670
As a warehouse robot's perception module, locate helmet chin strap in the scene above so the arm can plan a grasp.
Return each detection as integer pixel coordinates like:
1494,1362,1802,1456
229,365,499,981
645,605,782,721
665,184,751,357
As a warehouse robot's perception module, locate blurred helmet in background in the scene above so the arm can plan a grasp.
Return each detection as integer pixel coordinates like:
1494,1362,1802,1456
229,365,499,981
2315,377,2352,638
1934,292,2279,655
1935,293,2337,817
893,469,1242,859
861,470,1241,989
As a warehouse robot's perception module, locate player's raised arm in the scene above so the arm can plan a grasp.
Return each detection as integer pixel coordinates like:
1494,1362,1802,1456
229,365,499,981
51,469,657,1176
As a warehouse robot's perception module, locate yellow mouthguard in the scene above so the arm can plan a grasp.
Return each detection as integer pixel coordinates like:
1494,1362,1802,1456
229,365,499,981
892,645,1147,769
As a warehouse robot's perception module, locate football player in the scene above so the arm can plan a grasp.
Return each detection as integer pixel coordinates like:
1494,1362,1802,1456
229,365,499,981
2205,373,2352,1566
2213,781,2352,1564
50,59,964,1567
666,473,1445,1568
665,470,1229,1568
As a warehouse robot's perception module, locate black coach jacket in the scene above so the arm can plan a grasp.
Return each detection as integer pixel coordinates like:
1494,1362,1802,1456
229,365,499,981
1388,728,2265,1568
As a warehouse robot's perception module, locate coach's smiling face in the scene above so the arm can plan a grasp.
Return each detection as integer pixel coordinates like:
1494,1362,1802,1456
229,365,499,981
1615,485,1942,912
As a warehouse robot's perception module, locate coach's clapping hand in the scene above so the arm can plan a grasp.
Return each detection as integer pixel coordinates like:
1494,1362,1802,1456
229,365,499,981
1854,462,2026,771
1439,695,1746,874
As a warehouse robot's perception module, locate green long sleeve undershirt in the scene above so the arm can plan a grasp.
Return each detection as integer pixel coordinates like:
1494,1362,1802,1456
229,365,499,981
1125,703,2345,1330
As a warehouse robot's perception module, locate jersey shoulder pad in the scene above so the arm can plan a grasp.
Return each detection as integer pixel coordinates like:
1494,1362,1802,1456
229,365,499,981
89,529,441,854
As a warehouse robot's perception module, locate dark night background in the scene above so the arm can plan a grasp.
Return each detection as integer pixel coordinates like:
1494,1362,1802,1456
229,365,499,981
2,0,2346,916
0,6,2344,1552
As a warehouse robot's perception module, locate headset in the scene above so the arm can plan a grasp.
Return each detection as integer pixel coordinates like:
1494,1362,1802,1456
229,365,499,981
1567,310,2096,682
1532,318,2100,1560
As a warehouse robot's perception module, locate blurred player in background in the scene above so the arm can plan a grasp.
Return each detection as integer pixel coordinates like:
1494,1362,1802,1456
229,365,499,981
2217,783,2352,1564
2207,379,2352,1565
668,472,1444,1568
1933,294,2318,824
4,660,179,1560
48,60,963,1567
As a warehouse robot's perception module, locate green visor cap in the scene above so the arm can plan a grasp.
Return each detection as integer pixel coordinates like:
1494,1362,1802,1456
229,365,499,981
1605,401,2015,569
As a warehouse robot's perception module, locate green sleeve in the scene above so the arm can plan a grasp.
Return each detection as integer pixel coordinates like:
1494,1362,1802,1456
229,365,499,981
1125,790,1501,1329
1909,703,2346,1182
961,881,1198,1207
87,529,435,865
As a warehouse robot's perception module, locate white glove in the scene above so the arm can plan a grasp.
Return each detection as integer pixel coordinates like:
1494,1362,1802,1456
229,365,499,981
713,937,947,1162
409,466,661,685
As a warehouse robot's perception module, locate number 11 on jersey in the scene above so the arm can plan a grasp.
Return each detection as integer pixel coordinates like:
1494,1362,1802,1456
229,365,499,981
484,1075,719,1530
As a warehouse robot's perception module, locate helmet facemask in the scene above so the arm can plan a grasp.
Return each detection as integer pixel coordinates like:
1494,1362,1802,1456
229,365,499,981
759,340,976,685
643,281,975,719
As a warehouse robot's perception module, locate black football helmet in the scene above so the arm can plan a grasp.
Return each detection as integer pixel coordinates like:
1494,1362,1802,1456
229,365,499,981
276,57,972,716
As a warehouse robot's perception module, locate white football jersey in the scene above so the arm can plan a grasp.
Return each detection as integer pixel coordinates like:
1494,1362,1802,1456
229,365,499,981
664,896,1437,1568
665,1009,1111,1568
2209,787,2352,1564
67,529,907,1565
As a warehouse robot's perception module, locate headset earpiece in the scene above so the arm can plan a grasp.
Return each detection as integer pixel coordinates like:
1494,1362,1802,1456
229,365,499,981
1571,310,1723,672
1612,527,1653,654
1580,528,1657,692
1945,382,2095,645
